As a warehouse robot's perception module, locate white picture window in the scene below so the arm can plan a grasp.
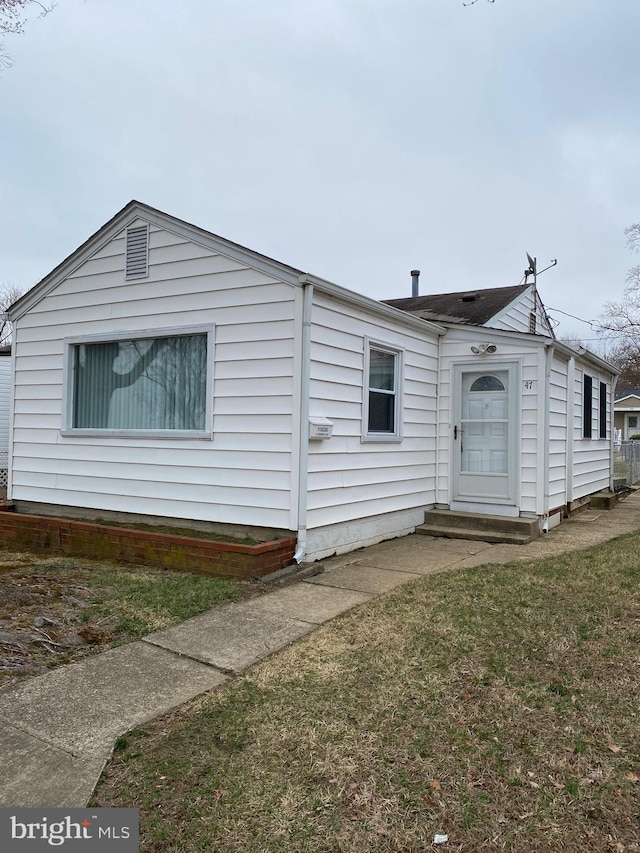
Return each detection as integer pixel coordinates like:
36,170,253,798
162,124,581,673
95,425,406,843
64,327,213,437
363,341,402,440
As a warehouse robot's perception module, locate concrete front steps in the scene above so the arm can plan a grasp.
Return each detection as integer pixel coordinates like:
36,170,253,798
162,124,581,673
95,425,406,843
589,489,625,510
417,509,539,545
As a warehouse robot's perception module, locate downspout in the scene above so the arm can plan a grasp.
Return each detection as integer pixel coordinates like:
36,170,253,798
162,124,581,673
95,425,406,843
5,316,14,502
435,326,443,507
541,343,554,532
566,355,575,507
294,277,313,564
610,373,619,492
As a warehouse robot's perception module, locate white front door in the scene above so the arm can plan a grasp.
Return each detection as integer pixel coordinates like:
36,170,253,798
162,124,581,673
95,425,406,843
452,363,518,506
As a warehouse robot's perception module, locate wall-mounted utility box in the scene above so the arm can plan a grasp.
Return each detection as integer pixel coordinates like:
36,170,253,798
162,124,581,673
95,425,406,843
309,417,333,440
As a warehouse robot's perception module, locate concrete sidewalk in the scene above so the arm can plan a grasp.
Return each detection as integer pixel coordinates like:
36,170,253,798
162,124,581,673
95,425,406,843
1,491,640,808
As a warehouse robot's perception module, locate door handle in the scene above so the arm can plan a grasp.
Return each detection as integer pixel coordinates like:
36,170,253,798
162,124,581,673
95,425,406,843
454,425,458,440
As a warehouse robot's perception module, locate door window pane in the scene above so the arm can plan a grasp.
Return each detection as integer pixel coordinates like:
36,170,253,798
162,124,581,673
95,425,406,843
469,375,505,392
460,370,508,474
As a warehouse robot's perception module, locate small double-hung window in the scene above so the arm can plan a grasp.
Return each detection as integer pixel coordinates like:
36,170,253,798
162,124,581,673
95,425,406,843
364,341,402,440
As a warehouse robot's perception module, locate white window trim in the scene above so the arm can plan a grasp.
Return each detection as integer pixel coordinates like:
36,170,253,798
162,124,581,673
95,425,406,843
61,324,215,439
362,338,403,443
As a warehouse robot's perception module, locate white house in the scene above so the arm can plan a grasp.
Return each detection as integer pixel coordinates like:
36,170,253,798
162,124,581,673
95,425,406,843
6,202,618,562
614,389,640,440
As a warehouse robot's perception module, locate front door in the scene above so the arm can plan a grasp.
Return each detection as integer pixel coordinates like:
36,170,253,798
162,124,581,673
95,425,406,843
452,363,518,506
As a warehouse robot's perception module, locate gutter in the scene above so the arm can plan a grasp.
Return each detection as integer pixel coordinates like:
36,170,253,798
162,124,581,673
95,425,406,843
293,277,313,563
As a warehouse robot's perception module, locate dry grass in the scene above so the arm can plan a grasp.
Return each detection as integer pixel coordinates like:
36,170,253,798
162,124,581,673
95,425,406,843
92,532,640,852
0,552,247,686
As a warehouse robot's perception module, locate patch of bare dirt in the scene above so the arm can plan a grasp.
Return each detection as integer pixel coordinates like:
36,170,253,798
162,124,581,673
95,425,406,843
0,558,120,687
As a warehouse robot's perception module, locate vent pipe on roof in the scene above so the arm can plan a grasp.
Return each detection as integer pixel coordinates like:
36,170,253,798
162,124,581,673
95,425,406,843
411,269,420,298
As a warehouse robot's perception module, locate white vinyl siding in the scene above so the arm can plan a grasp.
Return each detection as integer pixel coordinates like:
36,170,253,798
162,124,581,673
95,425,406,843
11,222,298,529
306,292,439,531
548,356,568,511
571,365,611,499
487,285,553,337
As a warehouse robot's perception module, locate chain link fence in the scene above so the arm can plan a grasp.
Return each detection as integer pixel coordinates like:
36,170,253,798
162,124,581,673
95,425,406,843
614,440,640,489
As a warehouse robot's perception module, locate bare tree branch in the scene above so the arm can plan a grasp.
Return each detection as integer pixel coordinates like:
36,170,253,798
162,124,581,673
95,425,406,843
624,223,640,254
0,0,52,32
0,0,53,66
604,340,640,388
0,284,24,347
596,223,640,347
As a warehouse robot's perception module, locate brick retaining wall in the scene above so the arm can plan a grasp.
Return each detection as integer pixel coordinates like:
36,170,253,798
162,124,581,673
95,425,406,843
0,510,297,578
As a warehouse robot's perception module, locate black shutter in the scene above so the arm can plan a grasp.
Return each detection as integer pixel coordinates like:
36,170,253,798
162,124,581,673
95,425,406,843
583,375,593,438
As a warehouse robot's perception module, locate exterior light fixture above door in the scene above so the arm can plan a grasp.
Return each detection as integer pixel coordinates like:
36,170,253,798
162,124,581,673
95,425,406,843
470,343,497,355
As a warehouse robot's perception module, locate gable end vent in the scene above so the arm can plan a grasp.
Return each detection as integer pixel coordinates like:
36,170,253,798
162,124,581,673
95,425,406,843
125,225,149,279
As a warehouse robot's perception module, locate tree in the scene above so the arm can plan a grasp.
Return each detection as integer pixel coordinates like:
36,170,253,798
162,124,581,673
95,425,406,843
604,340,640,390
598,223,640,346
0,284,24,348
0,0,53,65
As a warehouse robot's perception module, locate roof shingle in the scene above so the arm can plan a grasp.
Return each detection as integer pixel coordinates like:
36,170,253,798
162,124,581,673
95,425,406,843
383,284,530,326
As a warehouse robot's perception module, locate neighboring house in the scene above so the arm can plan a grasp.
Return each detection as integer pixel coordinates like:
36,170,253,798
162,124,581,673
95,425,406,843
614,389,640,440
6,201,618,562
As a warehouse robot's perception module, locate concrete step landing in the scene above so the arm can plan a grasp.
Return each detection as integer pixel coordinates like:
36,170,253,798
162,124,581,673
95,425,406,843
417,509,538,545
589,489,623,510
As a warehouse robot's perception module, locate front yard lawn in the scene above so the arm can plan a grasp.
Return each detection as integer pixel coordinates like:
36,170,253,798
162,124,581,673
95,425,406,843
91,531,640,852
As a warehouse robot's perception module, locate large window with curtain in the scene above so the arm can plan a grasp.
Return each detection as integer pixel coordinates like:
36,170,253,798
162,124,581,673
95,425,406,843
65,327,212,435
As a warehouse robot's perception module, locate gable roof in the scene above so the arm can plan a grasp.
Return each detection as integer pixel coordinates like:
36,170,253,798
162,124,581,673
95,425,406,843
8,200,306,321
8,200,447,337
615,388,640,402
382,284,530,326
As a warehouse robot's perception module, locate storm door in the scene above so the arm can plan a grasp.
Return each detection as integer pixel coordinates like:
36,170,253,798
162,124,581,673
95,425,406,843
452,364,518,505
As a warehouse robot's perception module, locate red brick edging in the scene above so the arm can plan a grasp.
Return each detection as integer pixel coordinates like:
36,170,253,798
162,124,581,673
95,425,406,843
0,510,297,578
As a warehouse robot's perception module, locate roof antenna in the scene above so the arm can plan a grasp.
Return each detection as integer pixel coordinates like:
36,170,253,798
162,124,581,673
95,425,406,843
525,255,558,335
524,254,558,285
524,253,537,285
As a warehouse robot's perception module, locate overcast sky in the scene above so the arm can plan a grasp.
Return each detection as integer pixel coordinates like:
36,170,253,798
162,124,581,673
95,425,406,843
2,0,639,346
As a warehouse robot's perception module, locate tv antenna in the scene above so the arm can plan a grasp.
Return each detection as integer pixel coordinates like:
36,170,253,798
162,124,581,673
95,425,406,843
524,254,557,285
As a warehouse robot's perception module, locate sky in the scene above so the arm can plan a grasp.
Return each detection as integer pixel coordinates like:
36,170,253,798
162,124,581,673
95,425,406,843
2,0,640,348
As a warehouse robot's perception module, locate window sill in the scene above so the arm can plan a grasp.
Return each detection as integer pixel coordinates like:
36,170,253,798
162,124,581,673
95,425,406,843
60,429,213,440
361,434,403,443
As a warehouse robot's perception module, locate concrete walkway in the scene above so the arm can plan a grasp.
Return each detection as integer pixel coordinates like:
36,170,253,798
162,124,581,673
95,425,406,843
2,491,640,808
